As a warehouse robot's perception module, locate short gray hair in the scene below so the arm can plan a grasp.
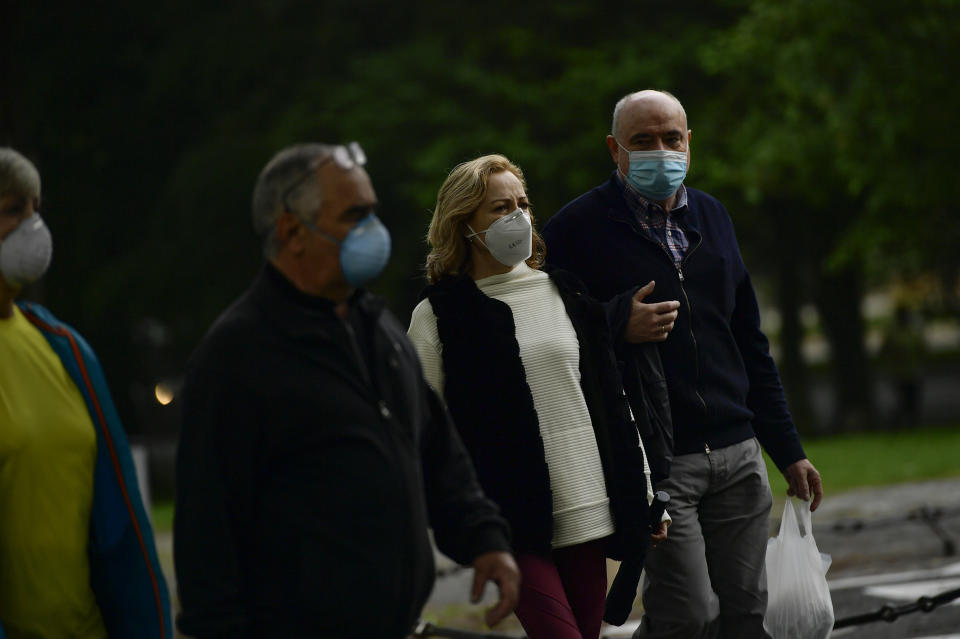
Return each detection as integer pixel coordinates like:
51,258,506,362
251,143,334,258
0,147,41,205
611,89,686,139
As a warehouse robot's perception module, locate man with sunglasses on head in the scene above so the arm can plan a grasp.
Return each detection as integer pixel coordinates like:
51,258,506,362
174,143,520,639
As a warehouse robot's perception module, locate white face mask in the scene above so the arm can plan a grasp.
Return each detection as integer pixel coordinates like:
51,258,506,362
466,208,533,267
0,212,53,287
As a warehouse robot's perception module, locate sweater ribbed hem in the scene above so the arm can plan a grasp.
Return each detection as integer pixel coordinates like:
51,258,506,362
552,498,615,549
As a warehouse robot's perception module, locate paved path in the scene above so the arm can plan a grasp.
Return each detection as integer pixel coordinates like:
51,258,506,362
422,478,960,638
809,478,960,639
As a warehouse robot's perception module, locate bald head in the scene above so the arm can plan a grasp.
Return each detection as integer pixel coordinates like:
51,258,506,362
605,89,692,208
611,90,687,140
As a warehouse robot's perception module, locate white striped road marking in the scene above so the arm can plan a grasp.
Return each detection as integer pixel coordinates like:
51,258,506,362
864,577,960,605
601,620,640,637
829,562,960,591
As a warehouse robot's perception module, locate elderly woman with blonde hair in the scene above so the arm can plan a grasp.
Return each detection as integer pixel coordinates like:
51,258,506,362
407,154,667,639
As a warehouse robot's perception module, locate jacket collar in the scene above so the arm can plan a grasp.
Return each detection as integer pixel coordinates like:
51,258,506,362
248,263,383,340
600,171,701,235
600,171,640,228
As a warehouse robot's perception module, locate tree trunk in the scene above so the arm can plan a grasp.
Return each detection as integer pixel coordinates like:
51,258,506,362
769,197,813,433
814,264,873,431
776,258,813,432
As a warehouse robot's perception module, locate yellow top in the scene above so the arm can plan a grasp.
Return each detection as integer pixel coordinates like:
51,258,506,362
0,305,107,638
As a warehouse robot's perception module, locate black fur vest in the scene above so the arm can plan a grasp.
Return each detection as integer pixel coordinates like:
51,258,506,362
423,267,651,559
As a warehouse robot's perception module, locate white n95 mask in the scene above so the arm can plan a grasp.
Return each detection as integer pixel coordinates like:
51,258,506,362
0,212,53,287
466,208,533,267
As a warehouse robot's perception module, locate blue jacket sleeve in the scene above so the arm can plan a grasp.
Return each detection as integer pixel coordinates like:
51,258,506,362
84,347,172,639
17,302,173,639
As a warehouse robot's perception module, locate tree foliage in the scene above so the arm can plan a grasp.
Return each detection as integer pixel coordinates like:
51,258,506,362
700,0,960,281
693,0,960,428
2,0,955,432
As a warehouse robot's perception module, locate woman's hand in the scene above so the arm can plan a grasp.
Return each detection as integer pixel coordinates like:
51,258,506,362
650,519,669,546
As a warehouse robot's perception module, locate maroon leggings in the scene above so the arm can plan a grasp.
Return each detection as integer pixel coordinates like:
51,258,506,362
514,538,608,639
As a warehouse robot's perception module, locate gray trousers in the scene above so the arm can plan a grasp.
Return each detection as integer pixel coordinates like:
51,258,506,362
633,438,774,639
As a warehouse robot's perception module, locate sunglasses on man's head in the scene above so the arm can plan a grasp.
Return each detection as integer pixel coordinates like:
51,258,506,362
282,142,367,213
324,141,366,171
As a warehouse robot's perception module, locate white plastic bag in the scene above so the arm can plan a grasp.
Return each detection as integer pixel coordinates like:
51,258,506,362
764,498,834,639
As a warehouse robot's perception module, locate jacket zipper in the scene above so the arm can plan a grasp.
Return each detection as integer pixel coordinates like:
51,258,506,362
611,211,709,418
341,315,401,427
676,238,707,417
343,312,418,627
341,320,373,388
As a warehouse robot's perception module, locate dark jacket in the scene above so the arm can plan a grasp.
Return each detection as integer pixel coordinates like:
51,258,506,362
542,175,805,471
12,302,172,639
174,265,511,639
423,268,651,565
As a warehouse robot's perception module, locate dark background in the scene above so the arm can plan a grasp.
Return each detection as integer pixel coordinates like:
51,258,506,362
3,0,959,455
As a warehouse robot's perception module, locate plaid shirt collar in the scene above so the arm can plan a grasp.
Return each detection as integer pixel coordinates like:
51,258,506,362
615,171,689,220
615,172,690,266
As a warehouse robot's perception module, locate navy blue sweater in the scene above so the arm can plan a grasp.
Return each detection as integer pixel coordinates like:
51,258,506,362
542,174,805,471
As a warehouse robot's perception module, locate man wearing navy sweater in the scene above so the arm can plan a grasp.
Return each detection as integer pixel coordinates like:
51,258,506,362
542,90,823,639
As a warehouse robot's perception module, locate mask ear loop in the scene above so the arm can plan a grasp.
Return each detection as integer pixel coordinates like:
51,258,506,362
304,212,376,248
615,139,634,183
464,224,491,252
303,219,343,247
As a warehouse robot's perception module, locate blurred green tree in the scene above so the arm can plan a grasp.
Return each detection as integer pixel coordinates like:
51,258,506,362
697,0,960,430
3,0,955,435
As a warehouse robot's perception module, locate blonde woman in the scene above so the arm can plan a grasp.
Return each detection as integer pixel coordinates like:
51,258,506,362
407,155,667,639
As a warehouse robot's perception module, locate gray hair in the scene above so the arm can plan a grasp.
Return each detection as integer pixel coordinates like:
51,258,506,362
251,143,334,258
0,147,41,205
611,90,687,139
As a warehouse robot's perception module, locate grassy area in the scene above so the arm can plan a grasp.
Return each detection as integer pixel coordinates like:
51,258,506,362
152,501,174,533
763,423,960,499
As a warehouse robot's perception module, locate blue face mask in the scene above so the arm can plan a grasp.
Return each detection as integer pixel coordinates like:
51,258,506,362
307,212,392,287
617,142,688,201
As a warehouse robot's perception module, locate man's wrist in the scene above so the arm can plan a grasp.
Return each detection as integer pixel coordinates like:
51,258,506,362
468,523,512,563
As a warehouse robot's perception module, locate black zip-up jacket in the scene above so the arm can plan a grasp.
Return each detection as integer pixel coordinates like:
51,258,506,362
174,264,510,639
542,175,805,472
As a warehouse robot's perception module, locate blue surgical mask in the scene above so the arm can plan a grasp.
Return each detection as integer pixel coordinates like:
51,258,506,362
617,142,687,201
307,212,391,287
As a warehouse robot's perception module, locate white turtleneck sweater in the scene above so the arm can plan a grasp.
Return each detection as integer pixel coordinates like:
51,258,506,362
408,263,639,549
